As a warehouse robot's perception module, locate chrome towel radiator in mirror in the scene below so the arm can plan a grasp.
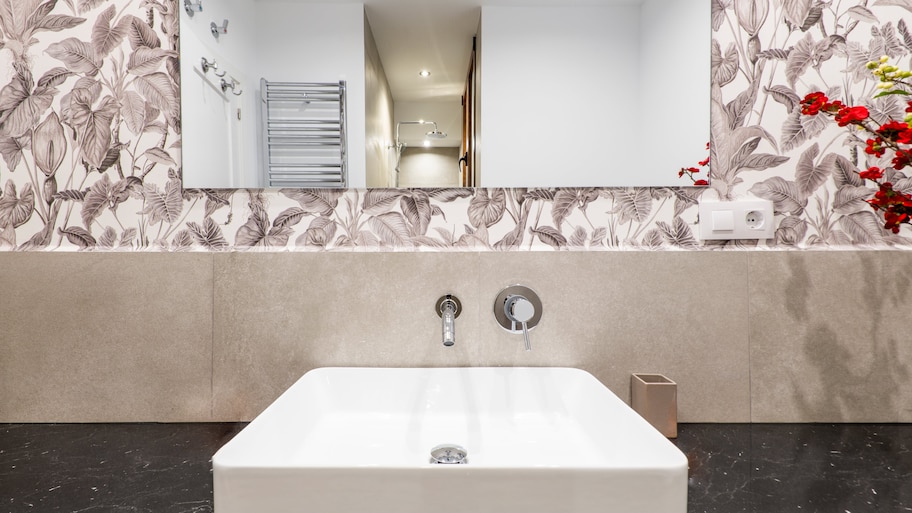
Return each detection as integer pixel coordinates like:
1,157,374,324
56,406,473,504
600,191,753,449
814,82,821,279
260,79,347,188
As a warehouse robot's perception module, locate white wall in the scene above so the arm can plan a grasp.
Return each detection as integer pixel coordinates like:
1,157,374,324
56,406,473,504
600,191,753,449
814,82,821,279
474,18,483,186
480,6,640,188
481,5,639,187
478,3,709,187
399,148,461,187
639,0,710,178
364,15,395,188
179,0,258,188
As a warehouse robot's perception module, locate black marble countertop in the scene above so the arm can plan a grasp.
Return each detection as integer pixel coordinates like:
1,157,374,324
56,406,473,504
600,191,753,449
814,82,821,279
1,423,910,512
1,423,245,513
676,424,912,512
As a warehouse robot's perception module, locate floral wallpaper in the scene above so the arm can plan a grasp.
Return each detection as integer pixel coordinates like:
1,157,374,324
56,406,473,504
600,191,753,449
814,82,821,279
0,0,909,251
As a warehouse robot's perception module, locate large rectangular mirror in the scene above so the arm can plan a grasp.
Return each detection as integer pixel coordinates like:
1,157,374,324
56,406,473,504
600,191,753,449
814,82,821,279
179,0,709,189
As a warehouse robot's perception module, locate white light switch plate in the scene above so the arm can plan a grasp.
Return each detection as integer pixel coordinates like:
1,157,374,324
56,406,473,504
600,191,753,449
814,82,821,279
698,199,775,240
711,210,735,231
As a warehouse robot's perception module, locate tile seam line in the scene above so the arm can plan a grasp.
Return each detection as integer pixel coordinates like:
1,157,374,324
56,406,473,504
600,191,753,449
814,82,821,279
210,253,216,421
747,251,753,424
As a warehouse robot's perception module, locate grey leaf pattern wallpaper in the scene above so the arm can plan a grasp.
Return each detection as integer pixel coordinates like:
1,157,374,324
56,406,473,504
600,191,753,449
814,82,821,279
0,0,910,251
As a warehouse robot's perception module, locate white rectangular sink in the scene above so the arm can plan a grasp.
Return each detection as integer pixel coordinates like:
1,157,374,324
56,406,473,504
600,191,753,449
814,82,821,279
213,367,687,513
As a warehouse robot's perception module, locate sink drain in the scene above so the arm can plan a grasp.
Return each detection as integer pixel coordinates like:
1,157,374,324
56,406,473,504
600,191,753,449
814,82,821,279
430,444,468,464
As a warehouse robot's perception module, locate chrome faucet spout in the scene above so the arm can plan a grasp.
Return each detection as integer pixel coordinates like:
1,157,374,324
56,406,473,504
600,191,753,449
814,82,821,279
441,300,456,346
436,294,462,347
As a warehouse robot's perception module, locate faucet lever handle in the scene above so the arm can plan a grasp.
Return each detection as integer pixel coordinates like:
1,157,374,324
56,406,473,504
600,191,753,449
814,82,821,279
505,295,534,351
519,320,531,351
494,285,541,352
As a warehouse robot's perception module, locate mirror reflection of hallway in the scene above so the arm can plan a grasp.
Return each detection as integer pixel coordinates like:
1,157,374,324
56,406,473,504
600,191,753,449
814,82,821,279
386,93,468,187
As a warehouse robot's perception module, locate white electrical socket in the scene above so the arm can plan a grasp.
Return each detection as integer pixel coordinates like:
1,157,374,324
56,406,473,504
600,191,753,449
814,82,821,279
744,210,766,230
698,199,775,240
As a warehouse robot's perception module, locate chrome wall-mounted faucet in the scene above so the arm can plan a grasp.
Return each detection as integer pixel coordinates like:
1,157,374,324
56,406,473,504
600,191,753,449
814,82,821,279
436,295,462,347
210,19,229,38
494,285,542,351
184,0,202,16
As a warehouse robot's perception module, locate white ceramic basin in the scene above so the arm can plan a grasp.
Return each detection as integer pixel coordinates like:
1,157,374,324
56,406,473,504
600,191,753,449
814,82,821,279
213,367,687,513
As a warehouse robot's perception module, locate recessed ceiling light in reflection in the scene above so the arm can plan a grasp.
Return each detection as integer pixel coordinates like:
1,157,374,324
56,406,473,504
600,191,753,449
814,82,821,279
418,70,431,78
423,140,431,147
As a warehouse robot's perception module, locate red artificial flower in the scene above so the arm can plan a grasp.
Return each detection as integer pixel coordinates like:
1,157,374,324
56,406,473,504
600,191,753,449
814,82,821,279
865,138,886,157
799,93,912,234
693,180,709,186
878,120,910,138
885,216,902,233
800,92,829,115
883,208,909,233
859,166,884,181
698,157,710,167
823,100,845,113
834,105,869,127
877,121,912,145
862,180,912,232
893,149,912,170
874,183,891,202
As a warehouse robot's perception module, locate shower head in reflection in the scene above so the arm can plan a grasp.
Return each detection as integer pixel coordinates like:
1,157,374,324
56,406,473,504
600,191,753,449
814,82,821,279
394,120,447,147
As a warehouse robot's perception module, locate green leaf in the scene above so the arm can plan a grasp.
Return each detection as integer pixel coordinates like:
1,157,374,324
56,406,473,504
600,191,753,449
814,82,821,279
873,89,912,98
